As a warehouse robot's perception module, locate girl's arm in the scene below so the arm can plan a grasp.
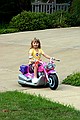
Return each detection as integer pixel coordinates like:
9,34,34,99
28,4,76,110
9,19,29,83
29,56,36,64
42,53,51,59
42,53,55,62
29,49,35,63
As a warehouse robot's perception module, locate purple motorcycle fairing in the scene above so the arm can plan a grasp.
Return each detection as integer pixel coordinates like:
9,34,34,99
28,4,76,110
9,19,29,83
19,65,28,74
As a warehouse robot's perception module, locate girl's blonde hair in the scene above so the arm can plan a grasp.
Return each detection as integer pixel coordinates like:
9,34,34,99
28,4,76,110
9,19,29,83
30,38,41,49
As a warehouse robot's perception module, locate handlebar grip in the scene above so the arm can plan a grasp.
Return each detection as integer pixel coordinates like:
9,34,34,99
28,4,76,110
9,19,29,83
55,59,60,62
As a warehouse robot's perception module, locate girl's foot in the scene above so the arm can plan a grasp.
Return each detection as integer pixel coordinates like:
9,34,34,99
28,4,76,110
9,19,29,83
32,77,39,84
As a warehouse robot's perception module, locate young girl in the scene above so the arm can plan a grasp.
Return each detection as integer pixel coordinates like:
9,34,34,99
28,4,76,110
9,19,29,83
29,38,53,83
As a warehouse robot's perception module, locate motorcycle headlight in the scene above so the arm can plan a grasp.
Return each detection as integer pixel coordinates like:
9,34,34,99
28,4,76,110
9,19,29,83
47,63,56,69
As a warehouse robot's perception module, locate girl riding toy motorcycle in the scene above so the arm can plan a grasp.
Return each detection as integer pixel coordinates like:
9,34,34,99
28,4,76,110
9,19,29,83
18,58,60,90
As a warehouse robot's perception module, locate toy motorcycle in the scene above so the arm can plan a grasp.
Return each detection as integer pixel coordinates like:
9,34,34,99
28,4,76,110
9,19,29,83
18,59,60,90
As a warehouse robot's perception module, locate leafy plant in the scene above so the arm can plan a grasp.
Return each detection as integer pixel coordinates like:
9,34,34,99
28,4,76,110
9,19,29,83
9,11,71,32
0,28,19,34
50,11,71,28
70,0,80,26
62,72,80,86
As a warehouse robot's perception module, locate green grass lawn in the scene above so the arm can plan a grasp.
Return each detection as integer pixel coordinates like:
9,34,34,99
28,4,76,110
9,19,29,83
0,91,80,120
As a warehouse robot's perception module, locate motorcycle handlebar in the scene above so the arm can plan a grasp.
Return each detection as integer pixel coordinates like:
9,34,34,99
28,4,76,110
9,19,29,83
35,59,60,65
50,57,60,62
54,59,60,62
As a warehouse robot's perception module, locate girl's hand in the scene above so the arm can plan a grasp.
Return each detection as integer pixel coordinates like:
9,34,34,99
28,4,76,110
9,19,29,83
50,57,55,62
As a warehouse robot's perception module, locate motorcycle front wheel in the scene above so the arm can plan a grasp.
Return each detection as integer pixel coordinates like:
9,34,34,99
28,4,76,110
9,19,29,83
48,74,58,90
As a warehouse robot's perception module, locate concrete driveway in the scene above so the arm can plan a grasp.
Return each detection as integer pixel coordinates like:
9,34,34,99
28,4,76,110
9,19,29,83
0,27,80,110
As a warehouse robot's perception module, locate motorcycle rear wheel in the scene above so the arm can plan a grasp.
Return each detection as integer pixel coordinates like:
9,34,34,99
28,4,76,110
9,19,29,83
48,74,58,90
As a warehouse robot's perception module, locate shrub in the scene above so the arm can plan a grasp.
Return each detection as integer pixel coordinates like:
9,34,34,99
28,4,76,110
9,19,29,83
10,11,53,31
9,11,71,32
50,11,71,28
0,28,19,34
70,0,80,26
62,72,80,86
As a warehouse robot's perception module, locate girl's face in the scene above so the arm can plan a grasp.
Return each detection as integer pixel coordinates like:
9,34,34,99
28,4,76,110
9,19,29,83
32,41,39,49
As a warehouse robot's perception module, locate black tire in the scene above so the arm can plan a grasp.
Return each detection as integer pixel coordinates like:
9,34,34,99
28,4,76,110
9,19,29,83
48,74,58,90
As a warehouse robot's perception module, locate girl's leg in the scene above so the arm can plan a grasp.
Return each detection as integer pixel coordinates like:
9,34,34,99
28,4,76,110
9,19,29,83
32,64,39,83
34,65,38,78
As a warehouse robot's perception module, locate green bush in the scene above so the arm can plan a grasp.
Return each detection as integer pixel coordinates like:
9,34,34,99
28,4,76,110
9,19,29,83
0,28,19,34
62,72,80,86
50,11,71,28
70,0,80,26
10,11,53,31
9,11,71,32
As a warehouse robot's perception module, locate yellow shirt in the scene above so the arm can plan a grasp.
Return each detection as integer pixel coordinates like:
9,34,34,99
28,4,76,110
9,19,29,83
29,48,44,63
